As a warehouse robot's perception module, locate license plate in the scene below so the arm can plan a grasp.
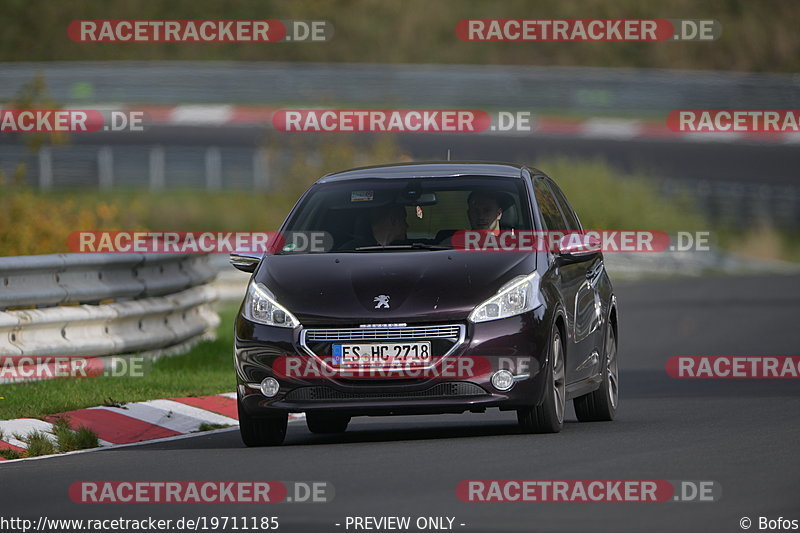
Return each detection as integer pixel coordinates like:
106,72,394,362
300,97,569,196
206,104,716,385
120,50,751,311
332,342,432,367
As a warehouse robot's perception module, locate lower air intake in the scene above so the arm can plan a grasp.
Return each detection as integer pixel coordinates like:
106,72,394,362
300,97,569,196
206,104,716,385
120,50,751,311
284,382,487,401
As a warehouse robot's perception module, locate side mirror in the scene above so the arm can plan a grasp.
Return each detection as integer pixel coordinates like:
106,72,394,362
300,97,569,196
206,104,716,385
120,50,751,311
229,252,262,273
557,233,601,261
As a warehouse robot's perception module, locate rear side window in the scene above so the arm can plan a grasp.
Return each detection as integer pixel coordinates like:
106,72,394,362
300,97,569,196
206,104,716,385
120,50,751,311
533,178,567,231
548,180,582,232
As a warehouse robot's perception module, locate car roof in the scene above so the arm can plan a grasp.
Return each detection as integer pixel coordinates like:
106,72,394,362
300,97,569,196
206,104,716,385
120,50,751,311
316,161,532,184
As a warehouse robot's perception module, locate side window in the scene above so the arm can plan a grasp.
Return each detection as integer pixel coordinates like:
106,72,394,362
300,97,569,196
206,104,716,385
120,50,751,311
548,180,582,232
533,178,567,231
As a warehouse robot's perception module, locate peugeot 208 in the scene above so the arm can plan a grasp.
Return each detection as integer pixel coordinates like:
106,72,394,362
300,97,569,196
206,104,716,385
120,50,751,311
231,162,618,446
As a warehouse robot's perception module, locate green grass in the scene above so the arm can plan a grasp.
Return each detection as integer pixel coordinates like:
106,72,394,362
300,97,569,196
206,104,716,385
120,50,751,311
50,417,99,452
0,430,24,459
0,420,100,459
197,422,233,432
22,430,56,457
0,186,297,256
0,448,24,460
0,135,400,256
0,303,239,421
537,157,709,233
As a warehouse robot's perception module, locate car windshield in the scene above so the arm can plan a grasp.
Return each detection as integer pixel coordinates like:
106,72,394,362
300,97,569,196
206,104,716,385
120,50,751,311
279,176,532,253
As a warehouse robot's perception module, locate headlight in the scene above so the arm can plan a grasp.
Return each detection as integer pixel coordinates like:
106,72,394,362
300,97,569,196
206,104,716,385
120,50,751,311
468,272,542,323
243,281,300,328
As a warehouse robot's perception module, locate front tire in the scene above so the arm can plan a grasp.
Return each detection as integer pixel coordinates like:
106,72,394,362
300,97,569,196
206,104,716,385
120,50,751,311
574,323,618,422
517,325,565,434
238,395,288,446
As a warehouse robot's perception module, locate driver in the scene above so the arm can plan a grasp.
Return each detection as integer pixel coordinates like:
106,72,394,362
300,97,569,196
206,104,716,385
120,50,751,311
370,204,409,246
467,191,503,232
340,204,409,249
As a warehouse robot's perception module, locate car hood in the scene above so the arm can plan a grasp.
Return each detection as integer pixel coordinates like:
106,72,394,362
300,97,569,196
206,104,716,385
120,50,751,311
253,251,536,325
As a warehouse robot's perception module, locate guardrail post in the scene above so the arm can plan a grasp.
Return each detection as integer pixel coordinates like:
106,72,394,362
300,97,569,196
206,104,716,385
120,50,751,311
205,146,222,190
149,145,165,190
98,146,114,190
253,148,269,191
38,146,52,190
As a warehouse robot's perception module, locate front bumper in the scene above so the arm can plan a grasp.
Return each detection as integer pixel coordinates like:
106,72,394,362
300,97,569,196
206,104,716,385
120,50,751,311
234,307,550,417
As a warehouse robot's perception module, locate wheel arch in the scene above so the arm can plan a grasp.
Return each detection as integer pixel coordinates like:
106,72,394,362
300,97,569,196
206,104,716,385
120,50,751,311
551,305,568,364
608,295,618,343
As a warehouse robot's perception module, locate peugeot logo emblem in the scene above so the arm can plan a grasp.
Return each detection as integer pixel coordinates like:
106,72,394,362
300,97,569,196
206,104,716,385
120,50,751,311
373,295,390,309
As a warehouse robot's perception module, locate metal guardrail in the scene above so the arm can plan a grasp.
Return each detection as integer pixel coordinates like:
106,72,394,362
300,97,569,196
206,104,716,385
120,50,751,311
658,179,800,230
0,144,273,192
603,250,800,280
0,253,217,309
1,61,798,111
0,254,220,358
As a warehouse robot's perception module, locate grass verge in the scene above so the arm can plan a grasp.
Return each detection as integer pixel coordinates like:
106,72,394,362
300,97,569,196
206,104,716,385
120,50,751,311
22,430,56,457
0,422,100,459
197,423,233,432
0,448,24,460
50,416,99,452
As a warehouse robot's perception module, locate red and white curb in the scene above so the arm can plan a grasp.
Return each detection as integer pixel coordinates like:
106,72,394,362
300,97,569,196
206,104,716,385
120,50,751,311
0,392,304,462
81,104,800,144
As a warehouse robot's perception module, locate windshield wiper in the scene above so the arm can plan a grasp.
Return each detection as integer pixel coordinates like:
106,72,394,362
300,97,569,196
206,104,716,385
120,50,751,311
410,242,451,250
353,244,413,251
352,242,451,251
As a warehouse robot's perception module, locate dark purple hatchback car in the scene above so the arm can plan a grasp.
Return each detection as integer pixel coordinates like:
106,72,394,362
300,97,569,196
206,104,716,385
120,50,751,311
231,162,618,446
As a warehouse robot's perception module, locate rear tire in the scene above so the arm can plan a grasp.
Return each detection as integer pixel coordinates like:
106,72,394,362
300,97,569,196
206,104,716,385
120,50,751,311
574,323,618,422
517,325,565,434
306,413,351,434
238,395,288,446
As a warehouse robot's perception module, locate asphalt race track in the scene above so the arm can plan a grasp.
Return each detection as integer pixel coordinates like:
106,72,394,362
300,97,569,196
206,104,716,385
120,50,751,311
2,274,799,533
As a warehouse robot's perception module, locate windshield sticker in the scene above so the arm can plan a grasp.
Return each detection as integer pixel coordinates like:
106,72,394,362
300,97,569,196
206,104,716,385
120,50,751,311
416,205,424,219
351,190,374,202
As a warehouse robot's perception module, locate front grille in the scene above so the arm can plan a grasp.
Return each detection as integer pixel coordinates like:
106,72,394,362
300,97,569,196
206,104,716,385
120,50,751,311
305,324,461,342
284,382,487,401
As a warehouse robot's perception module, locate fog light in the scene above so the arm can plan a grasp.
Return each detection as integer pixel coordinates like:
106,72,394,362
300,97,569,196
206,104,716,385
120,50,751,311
260,377,280,397
491,370,514,391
